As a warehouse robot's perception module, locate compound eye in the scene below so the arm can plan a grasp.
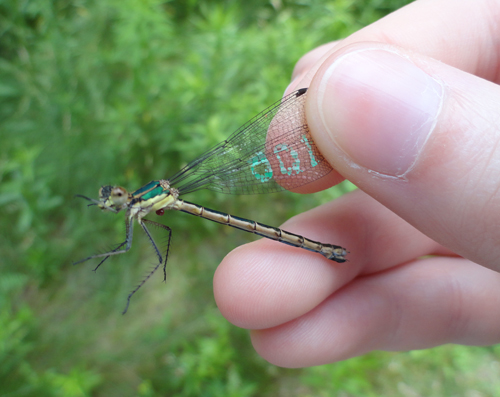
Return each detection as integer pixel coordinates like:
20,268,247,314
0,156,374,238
110,187,129,206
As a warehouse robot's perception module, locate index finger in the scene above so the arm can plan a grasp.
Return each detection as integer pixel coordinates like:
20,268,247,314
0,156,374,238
214,189,448,330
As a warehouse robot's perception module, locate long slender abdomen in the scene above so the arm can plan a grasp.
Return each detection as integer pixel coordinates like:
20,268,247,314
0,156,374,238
172,199,347,263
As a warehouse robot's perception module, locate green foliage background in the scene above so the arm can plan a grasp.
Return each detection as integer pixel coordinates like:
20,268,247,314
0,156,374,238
1,0,499,395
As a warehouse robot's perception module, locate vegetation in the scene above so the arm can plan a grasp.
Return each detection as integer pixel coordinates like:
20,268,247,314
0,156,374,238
1,0,499,395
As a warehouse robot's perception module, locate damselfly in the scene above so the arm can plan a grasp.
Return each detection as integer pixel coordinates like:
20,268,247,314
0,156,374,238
76,88,348,313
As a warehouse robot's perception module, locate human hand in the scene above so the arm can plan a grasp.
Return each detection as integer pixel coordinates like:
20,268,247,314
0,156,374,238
214,0,500,367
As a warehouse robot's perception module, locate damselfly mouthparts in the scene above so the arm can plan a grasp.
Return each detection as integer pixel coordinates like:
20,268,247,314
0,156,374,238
76,88,348,313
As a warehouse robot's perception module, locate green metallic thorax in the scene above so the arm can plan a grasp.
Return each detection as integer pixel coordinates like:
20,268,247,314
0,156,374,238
132,181,166,200
130,180,178,216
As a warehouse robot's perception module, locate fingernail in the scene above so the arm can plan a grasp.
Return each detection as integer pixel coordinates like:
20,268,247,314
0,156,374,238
317,49,443,177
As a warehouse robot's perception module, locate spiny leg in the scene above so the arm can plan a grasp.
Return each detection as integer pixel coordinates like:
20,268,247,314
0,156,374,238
122,219,172,314
142,219,173,282
73,215,134,268
91,241,126,272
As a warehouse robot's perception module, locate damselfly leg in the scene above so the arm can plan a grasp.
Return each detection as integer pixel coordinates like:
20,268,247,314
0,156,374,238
122,219,172,314
74,198,173,313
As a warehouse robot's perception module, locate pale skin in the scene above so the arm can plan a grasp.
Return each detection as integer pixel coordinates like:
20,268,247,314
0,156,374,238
213,0,500,368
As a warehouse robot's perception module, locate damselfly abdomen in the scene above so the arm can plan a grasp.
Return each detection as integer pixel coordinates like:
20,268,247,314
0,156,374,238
76,88,348,313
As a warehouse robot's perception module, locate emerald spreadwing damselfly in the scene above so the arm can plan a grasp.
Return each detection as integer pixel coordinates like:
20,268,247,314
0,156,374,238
76,88,348,313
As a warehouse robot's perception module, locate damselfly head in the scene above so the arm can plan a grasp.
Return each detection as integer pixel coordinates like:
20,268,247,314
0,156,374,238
97,186,130,210
98,185,113,201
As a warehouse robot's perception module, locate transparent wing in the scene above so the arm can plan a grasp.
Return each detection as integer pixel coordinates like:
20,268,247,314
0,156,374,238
169,88,333,195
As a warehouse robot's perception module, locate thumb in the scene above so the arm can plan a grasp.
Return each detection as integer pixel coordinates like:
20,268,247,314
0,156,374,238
306,42,500,270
